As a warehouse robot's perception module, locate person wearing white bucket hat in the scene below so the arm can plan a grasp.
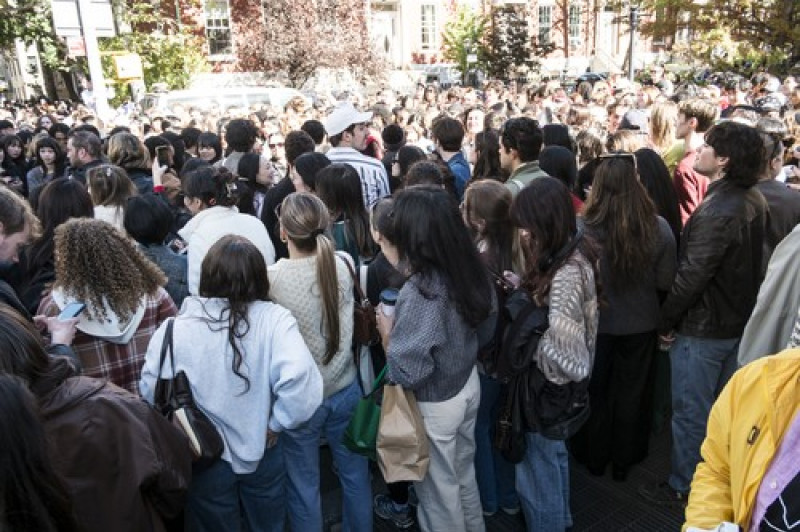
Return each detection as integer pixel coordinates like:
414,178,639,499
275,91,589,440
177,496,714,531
324,102,390,208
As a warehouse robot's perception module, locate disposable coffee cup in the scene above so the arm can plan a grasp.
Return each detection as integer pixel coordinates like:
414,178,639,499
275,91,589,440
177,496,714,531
380,288,399,317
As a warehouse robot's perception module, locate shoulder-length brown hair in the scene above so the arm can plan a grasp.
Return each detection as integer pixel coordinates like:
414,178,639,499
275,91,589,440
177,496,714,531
198,235,270,393
107,132,151,170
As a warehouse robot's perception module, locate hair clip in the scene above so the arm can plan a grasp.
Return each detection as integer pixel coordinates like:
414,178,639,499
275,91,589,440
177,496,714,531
106,166,112,177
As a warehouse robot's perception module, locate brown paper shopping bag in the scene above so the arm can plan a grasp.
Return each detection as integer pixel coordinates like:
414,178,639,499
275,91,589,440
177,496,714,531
376,384,430,483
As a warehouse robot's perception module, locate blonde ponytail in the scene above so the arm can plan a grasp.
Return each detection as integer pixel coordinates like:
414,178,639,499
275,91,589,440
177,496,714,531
315,233,341,365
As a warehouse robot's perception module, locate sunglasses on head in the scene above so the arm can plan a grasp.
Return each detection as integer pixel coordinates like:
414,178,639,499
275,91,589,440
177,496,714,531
598,151,638,174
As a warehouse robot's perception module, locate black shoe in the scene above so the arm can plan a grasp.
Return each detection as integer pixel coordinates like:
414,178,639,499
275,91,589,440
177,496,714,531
611,465,628,482
638,481,688,507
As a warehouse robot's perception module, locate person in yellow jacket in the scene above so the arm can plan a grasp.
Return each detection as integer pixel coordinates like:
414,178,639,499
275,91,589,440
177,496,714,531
684,347,800,531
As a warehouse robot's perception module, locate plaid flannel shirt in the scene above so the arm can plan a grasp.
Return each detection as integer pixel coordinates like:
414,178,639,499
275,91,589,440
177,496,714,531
40,287,177,395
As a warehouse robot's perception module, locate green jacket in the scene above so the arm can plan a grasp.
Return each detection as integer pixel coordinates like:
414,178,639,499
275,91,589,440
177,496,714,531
505,161,549,197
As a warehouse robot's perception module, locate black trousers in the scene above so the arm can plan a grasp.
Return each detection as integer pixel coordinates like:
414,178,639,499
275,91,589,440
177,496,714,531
570,330,658,470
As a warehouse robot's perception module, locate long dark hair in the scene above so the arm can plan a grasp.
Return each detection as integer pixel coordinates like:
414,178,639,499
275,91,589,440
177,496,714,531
511,177,598,302
32,136,67,178
583,155,657,284
472,129,506,182
235,152,268,216
26,178,94,275
198,235,271,393
539,145,578,192
0,375,79,532
390,186,492,327
315,164,375,258
462,179,516,273
635,148,682,245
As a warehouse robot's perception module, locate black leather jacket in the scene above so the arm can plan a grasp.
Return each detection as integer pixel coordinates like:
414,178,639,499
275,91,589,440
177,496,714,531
660,179,768,338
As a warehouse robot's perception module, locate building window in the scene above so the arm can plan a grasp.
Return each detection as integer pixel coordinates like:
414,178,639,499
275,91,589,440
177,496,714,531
568,4,581,39
538,5,551,44
421,5,436,51
204,0,233,57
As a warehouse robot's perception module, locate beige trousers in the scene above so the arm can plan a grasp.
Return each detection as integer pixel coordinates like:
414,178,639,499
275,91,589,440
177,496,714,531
415,367,485,532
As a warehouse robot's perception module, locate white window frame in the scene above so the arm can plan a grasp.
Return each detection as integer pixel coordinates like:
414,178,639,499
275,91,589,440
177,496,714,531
568,4,581,39
420,4,437,52
538,5,552,45
203,0,234,60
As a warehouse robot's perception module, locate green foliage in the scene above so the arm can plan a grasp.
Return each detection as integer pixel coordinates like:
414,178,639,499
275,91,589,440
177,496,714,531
480,5,553,81
0,0,66,69
98,4,207,105
638,0,800,72
441,6,487,84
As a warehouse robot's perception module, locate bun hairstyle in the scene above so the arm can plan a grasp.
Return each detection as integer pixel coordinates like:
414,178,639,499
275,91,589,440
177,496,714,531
279,192,341,365
182,166,241,208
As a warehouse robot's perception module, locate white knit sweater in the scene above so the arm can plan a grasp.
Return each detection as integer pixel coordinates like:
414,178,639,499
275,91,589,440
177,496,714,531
268,255,356,398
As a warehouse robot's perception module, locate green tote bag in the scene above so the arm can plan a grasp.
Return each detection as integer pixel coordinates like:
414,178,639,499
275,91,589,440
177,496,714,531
343,365,387,460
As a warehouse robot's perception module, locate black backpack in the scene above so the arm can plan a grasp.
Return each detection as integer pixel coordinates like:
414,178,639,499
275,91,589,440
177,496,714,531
492,233,591,463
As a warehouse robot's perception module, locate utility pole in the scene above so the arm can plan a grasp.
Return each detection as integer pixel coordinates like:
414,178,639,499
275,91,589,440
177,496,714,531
76,0,111,119
628,5,639,81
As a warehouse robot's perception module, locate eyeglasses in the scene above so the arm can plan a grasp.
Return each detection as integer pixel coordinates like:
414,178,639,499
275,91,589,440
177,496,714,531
598,151,638,175
269,143,284,148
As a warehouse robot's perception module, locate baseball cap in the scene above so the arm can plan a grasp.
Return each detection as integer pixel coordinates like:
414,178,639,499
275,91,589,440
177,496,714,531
619,109,650,135
324,102,373,136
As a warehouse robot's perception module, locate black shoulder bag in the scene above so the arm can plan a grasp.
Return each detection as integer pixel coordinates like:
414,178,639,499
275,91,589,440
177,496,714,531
153,319,224,470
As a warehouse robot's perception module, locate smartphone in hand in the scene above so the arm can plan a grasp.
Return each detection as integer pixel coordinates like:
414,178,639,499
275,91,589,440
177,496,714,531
58,302,86,321
156,145,171,168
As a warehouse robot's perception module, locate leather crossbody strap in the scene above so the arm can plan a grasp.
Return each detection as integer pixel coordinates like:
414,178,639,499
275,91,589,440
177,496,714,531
157,318,177,392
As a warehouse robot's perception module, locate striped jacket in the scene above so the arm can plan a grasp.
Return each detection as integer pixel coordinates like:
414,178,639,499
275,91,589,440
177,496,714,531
326,147,391,208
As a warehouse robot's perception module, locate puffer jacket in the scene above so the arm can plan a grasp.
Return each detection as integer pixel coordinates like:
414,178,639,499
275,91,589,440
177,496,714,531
40,375,192,532
660,179,767,339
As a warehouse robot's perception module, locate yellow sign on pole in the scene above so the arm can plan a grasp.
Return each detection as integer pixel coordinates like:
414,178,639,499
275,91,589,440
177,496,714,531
113,54,143,80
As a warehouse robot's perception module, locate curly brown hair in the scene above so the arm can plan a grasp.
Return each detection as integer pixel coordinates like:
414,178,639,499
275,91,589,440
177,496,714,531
53,219,166,322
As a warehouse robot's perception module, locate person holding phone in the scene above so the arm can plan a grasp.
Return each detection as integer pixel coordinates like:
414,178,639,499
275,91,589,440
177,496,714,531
38,219,177,395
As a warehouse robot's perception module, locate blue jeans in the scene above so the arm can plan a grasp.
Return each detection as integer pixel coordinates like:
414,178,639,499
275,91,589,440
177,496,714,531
474,373,518,513
669,334,740,493
185,442,286,532
516,432,571,532
282,378,372,532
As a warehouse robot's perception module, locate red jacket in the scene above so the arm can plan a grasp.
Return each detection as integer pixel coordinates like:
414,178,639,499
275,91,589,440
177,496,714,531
673,151,709,225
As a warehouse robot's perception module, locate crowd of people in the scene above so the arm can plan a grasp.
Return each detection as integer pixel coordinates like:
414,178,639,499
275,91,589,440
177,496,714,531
1,65,800,532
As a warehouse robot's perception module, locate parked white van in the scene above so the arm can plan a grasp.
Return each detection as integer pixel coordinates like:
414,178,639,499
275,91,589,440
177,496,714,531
140,86,308,115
